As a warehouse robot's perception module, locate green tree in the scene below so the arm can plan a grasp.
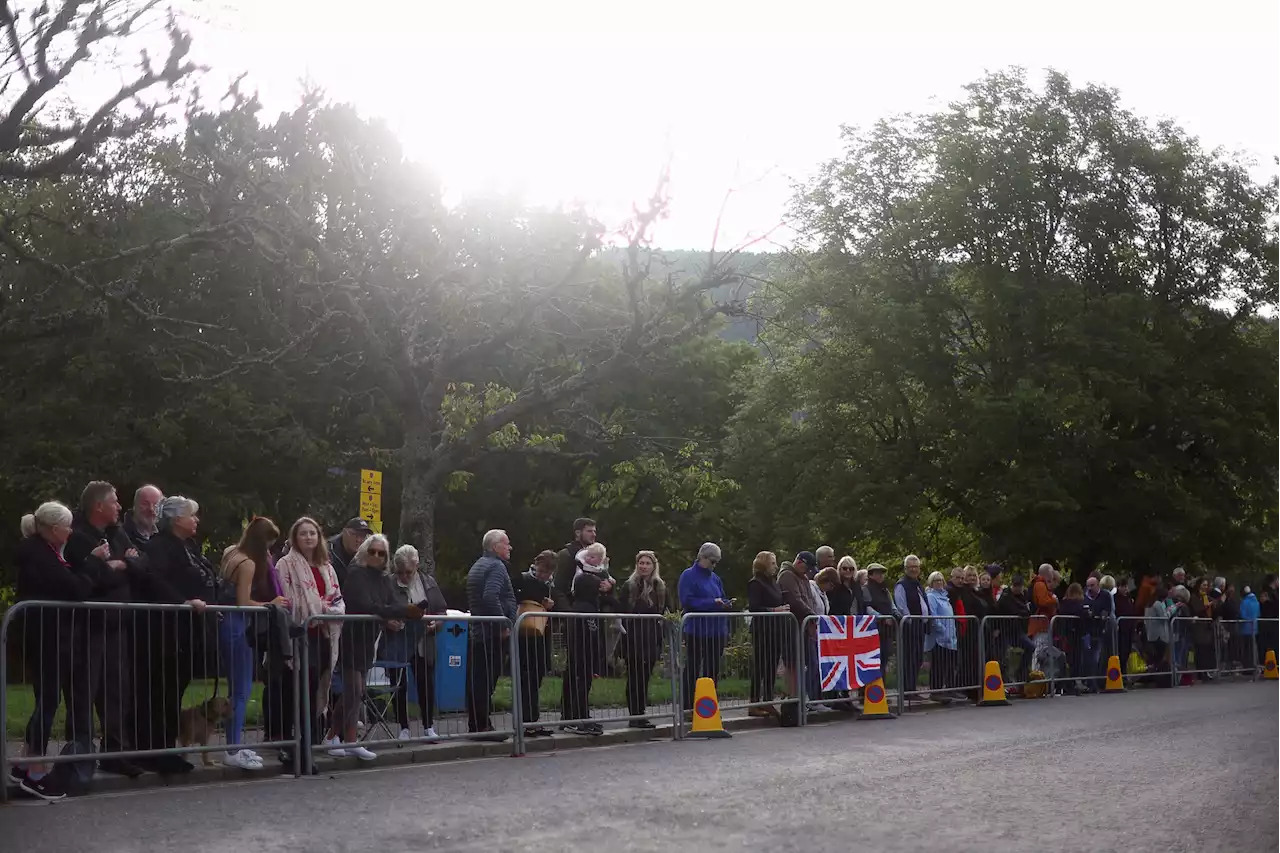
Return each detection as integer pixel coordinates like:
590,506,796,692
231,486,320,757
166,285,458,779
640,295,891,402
731,68,1278,580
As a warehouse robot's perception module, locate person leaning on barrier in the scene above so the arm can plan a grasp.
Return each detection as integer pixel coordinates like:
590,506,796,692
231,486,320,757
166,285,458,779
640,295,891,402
1188,577,1217,681
677,542,733,714
465,528,517,741
64,480,150,779
1056,583,1090,695
135,495,218,774
1029,564,1059,666
994,574,1035,688
894,555,930,702
617,550,667,729
388,544,449,743
924,571,959,702
1143,584,1172,678
512,550,558,738
1259,577,1279,661
218,517,288,770
273,516,346,761
777,551,820,726
324,533,422,761
746,551,788,720
1238,585,1260,669
560,542,616,735
12,502,88,801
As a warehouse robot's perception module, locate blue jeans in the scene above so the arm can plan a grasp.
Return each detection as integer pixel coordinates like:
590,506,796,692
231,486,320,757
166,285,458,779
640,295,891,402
218,613,255,748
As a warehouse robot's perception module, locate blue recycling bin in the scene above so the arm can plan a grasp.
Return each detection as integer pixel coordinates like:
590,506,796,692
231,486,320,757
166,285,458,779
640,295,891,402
434,619,470,714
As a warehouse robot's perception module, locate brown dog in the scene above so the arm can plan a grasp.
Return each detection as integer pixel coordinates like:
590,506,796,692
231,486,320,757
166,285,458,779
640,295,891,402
178,696,232,765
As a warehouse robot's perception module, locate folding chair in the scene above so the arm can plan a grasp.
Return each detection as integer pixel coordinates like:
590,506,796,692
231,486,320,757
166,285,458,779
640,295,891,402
362,659,408,743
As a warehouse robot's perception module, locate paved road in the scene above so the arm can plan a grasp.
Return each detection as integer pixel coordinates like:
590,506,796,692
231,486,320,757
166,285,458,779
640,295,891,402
2,681,1275,852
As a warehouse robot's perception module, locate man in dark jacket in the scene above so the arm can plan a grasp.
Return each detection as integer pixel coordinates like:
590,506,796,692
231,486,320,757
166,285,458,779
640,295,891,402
328,517,372,586
465,529,517,740
995,574,1035,686
121,484,163,551
63,481,148,778
552,517,596,610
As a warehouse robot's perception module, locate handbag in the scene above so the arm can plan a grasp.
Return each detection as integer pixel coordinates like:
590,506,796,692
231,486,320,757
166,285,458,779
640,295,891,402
1126,650,1147,674
517,600,549,635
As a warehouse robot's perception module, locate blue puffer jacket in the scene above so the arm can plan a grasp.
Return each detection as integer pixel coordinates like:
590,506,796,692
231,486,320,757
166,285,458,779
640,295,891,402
925,587,957,651
1239,593,1260,636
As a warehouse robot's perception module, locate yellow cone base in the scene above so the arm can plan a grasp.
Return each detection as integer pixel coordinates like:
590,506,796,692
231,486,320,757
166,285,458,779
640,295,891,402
979,660,1011,706
859,678,895,720
1103,655,1125,693
687,676,732,738
1264,650,1278,680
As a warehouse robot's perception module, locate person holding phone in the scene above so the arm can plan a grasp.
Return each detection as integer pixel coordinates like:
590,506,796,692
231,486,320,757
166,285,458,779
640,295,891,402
677,542,733,712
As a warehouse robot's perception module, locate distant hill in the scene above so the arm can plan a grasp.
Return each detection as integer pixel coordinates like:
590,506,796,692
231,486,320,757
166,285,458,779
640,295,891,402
600,248,777,342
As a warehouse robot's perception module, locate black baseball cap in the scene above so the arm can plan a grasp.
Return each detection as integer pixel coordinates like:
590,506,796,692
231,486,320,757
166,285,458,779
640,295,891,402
797,551,817,570
344,518,372,534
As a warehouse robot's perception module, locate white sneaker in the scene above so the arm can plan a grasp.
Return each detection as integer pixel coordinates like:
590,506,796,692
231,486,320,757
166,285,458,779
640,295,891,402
350,746,377,761
223,751,262,770
398,728,411,741
424,727,439,742
239,749,262,762
325,736,348,757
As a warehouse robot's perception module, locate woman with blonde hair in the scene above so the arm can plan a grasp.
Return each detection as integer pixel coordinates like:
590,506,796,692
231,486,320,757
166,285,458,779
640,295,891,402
747,551,789,719
271,517,345,759
617,550,667,728
218,516,287,770
323,533,422,760
13,502,82,800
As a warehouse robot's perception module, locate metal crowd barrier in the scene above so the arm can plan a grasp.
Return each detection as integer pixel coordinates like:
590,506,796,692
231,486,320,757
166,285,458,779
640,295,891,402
895,614,981,713
1045,614,1120,694
6,601,1279,800
799,614,893,716
508,611,678,756
1170,616,1218,682
677,611,803,733
1,600,303,803
300,612,512,772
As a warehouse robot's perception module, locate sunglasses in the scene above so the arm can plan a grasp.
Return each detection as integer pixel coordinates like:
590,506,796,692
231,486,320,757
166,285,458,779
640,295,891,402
368,549,387,557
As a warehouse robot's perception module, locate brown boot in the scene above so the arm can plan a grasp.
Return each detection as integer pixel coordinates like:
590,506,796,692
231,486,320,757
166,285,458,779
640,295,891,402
748,706,772,718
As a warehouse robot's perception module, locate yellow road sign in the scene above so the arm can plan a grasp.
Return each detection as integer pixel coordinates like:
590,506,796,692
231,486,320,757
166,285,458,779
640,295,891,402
360,469,383,486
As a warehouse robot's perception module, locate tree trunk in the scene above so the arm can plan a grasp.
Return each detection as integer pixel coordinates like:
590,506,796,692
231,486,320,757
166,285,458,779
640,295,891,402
400,428,440,574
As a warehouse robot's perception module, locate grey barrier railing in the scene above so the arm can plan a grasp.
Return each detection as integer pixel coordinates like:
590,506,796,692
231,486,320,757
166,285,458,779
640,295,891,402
799,614,894,716
1170,616,1219,682
1,599,303,803
895,614,981,714
1046,614,1121,694
1214,619,1259,679
5,602,1278,800
509,611,679,757
980,614,1034,691
300,613,511,774
677,611,803,734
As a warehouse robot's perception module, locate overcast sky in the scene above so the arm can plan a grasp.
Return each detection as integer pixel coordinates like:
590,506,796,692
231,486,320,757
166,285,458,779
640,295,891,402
189,0,1279,249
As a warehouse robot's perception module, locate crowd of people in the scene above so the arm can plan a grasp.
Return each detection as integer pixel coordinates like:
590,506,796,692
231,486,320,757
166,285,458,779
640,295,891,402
8,485,1278,804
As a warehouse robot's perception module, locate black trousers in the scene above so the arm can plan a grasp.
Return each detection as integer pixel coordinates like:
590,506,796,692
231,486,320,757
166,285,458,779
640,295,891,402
624,643,661,717
22,643,65,755
391,654,436,729
900,622,926,694
929,645,957,691
132,613,189,752
561,627,597,722
517,634,548,724
91,620,134,754
263,632,329,747
750,629,782,703
681,634,726,710
465,631,504,732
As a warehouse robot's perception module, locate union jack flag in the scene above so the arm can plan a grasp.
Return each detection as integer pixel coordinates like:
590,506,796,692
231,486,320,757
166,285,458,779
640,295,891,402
817,615,882,691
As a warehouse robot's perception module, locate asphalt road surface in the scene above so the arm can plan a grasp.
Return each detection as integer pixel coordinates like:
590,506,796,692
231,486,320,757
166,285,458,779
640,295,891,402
2,681,1275,853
